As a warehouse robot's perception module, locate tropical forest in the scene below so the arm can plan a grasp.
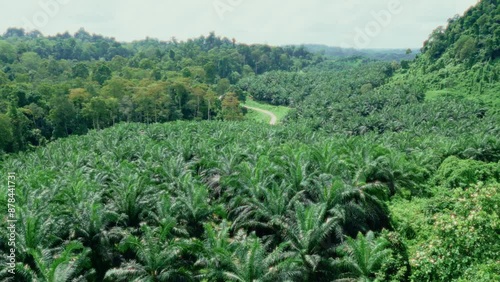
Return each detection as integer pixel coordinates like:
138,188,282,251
0,0,499,281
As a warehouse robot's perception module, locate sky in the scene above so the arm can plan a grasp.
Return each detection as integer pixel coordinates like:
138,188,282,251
0,0,479,49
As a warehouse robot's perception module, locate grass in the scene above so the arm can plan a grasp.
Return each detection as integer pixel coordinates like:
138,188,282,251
244,108,272,124
425,89,462,100
242,99,291,124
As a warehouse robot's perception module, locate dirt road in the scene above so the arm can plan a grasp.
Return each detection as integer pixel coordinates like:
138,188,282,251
242,105,278,125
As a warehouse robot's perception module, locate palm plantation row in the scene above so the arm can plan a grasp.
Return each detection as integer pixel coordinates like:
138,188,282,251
0,123,398,281
1,120,498,281
0,122,425,281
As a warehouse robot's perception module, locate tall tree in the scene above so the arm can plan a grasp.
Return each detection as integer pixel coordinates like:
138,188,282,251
221,92,243,121
0,113,13,152
92,63,112,85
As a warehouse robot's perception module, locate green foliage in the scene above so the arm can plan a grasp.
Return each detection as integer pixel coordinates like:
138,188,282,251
305,45,417,61
395,0,500,104
454,35,477,62
48,95,80,138
216,78,231,96
456,261,500,282
0,113,13,151
0,1,499,280
0,121,422,281
0,40,16,64
238,59,393,107
7,104,31,152
221,92,243,121
0,30,319,152
92,63,112,85
432,156,499,189
72,63,90,79
333,231,392,281
376,231,411,282
409,183,499,282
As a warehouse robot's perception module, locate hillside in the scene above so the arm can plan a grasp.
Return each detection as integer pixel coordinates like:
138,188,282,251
393,0,500,105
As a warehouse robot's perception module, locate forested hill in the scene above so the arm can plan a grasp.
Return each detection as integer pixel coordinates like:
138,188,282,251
0,29,322,153
393,0,500,104
0,29,321,73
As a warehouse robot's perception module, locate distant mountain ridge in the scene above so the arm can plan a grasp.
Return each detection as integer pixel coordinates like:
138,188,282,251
302,44,418,61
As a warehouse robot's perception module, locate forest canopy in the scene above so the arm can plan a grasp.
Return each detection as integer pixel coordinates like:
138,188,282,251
0,0,499,281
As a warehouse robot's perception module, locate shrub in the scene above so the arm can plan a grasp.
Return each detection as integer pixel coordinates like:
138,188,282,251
410,183,499,281
432,156,499,189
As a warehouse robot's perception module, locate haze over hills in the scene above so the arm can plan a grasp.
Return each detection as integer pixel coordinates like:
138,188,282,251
303,44,419,61
0,1,498,282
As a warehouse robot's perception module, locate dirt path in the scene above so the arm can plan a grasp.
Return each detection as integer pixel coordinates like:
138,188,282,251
242,105,278,125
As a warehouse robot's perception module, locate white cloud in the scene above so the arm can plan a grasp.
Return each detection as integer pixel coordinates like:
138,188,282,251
0,0,479,48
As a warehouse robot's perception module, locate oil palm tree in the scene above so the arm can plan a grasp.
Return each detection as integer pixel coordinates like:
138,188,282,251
232,182,302,243
281,203,343,280
196,221,236,281
171,174,222,237
333,231,391,282
105,170,156,227
333,180,389,236
2,241,93,282
222,235,300,282
275,146,318,193
104,225,194,282
67,200,122,281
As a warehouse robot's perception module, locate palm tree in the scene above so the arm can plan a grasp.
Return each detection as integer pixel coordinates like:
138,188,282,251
104,225,194,282
222,235,300,282
333,231,391,282
45,168,125,280
281,203,343,280
275,147,318,193
146,193,190,238
333,180,389,236
3,241,93,282
310,143,339,175
105,170,156,227
232,182,302,243
196,221,236,282
171,174,220,237
365,152,422,196
67,200,122,281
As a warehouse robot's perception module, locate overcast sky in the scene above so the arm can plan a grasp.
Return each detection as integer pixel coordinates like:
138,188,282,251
1,0,479,48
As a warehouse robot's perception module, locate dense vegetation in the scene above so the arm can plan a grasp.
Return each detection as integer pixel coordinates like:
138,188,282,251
0,29,321,153
394,0,500,106
0,0,499,281
2,121,496,281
